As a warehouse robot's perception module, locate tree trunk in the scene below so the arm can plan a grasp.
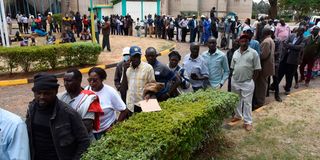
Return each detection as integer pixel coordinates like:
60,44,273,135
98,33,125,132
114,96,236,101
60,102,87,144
268,0,277,19
61,0,68,16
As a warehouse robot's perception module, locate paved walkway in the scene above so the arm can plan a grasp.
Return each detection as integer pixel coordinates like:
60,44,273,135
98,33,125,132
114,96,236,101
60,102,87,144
1,41,320,117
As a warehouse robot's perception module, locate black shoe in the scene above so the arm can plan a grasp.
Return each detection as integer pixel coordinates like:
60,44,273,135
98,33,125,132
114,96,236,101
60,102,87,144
269,84,275,91
275,96,282,102
284,91,290,95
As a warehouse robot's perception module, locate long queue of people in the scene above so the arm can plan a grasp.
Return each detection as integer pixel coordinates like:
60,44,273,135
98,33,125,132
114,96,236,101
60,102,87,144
1,23,320,159
2,11,320,159
0,35,227,159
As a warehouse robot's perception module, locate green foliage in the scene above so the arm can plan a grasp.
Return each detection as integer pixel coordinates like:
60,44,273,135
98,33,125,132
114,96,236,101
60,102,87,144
180,11,198,18
111,0,121,5
0,42,101,73
252,0,270,16
52,14,62,26
83,89,239,160
279,0,320,19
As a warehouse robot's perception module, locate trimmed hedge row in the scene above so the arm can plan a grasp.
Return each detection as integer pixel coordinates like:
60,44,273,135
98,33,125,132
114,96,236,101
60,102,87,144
0,42,101,73
83,89,239,160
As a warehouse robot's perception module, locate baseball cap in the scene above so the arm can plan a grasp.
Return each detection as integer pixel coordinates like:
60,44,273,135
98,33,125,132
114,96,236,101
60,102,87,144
122,47,130,56
129,46,142,57
243,26,253,33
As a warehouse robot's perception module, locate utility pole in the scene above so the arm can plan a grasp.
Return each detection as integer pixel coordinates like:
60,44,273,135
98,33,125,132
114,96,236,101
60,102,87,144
0,0,10,46
90,0,96,43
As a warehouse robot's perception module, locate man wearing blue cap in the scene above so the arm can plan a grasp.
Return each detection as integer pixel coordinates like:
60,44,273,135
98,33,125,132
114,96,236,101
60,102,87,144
243,28,261,55
126,46,155,114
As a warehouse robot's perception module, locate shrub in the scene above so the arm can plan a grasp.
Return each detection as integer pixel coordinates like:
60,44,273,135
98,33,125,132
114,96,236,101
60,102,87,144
0,42,101,73
83,89,239,160
52,14,62,27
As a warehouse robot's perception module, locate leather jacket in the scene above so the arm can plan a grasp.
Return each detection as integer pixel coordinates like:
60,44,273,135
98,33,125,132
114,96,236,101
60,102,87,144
26,99,90,160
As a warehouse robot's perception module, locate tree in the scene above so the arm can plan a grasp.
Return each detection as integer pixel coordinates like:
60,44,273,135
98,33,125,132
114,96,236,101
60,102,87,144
268,0,277,19
252,0,270,18
279,0,320,20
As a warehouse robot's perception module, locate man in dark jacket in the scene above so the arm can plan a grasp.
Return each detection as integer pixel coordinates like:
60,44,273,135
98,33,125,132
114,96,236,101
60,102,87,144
145,47,181,101
277,27,305,95
188,15,197,43
26,73,90,160
114,47,130,103
102,16,111,52
299,26,320,86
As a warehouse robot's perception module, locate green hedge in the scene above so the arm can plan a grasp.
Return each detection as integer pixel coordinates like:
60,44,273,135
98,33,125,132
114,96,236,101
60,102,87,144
0,42,101,73
83,89,239,160
52,14,62,27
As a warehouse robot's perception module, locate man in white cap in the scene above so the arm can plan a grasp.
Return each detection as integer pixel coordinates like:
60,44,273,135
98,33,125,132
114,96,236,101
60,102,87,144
114,47,131,103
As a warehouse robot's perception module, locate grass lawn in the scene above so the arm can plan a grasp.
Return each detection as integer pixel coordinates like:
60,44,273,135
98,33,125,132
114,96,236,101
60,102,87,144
193,89,320,159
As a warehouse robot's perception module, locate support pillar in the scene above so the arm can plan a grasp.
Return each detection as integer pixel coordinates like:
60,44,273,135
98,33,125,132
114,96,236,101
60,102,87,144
49,0,52,12
90,0,96,43
26,0,30,15
156,0,160,15
140,0,143,20
33,0,36,15
8,1,12,16
121,0,126,16
41,0,44,14
0,0,10,46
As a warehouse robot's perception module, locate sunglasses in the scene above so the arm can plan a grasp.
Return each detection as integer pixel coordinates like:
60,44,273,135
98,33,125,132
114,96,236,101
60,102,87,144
87,78,99,82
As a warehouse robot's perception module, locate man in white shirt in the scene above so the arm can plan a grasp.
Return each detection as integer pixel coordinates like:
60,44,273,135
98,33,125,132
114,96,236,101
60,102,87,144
0,108,30,160
230,34,261,131
179,17,189,42
6,14,12,34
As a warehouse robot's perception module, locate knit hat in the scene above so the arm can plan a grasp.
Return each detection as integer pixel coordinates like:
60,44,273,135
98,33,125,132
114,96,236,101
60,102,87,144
32,73,59,92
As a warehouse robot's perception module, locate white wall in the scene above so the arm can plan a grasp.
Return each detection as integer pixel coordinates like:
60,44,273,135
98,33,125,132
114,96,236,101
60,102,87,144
79,0,90,15
126,1,157,21
144,2,157,18
113,2,122,16
101,8,114,17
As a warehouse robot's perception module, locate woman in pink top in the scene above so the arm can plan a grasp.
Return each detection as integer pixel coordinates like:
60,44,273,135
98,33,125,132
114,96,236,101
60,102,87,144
275,19,291,41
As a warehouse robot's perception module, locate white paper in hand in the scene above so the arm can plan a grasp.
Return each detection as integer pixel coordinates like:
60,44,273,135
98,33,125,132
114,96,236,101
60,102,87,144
139,99,162,112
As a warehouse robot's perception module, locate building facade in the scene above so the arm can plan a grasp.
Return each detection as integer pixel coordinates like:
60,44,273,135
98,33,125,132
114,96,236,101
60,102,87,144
161,0,253,20
5,0,252,20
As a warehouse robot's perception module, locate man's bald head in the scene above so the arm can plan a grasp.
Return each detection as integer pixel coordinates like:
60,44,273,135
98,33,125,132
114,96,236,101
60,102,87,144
145,47,158,65
208,37,216,43
190,42,200,49
190,42,200,59
145,47,157,56
207,37,217,53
